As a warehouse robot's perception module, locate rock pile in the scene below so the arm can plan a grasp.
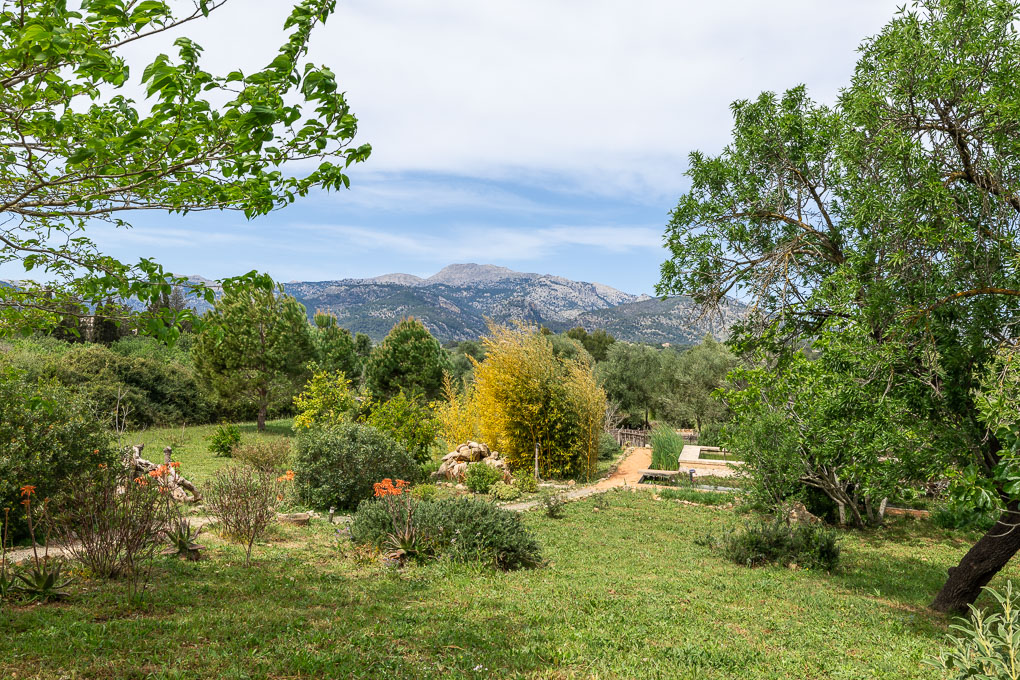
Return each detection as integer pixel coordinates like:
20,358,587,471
435,441,512,483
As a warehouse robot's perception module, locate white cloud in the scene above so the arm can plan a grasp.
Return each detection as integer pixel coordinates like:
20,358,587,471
121,0,902,200
291,222,662,262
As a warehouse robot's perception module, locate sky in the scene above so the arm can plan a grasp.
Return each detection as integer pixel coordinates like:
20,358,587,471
25,0,904,295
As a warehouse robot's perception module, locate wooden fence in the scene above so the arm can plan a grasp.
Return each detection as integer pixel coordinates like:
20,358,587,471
609,428,698,448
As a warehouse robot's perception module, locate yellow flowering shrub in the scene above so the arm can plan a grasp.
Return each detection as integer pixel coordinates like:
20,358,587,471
465,324,606,480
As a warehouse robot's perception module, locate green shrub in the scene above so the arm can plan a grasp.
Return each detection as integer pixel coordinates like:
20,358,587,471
719,519,840,571
932,582,1020,678
490,481,521,501
513,473,538,494
932,501,998,532
294,423,418,511
598,432,622,461
418,458,442,481
363,390,441,463
541,491,566,518
697,421,725,447
464,463,503,494
650,425,684,471
410,483,439,501
207,423,241,457
45,342,213,427
232,438,291,473
350,496,542,570
0,367,118,540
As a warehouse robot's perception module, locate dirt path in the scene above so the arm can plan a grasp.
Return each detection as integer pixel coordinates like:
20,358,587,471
502,446,653,512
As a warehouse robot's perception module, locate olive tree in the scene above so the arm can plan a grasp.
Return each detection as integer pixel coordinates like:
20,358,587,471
659,0,1020,612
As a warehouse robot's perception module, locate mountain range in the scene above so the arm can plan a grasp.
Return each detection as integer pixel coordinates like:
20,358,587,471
279,264,745,345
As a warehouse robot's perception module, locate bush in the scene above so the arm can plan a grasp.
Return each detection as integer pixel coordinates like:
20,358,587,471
650,425,684,470
294,423,419,511
933,581,1020,678
932,501,998,532
350,496,542,570
207,423,241,457
471,324,607,480
0,367,118,541
54,467,174,579
232,438,292,473
363,390,441,463
513,473,538,494
697,421,725,447
490,481,521,501
464,463,503,494
418,458,442,481
292,369,357,430
541,491,566,518
719,519,840,571
205,465,281,565
598,432,622,461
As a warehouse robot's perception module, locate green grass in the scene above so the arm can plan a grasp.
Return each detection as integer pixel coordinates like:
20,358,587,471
121,418,295,485
659,487,737,505
698,451,745,462
1,486,1006,678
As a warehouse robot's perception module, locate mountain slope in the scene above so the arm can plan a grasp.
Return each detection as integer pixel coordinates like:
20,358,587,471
285,264,742,344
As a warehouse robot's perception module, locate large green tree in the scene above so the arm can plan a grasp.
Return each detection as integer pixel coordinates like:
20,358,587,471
194,277,314,431
311,311,361,380
597,342,662,427
365,317,447,401
658,0,1020,612
657,336,735,430
0,0,369,339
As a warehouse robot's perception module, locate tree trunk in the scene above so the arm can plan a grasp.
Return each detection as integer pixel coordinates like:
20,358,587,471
932,500,1020,613
257,390,267,433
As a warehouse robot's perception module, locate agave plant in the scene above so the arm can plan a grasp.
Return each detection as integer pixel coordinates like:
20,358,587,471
164,519,204,561
14,560,75,601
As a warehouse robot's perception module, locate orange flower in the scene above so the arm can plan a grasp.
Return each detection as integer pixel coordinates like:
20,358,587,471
373,478,408,497
19,485,35,498
92,449,99,454
98,463,108,470
276,469,295,483
169,461,181,470
134,477,149,487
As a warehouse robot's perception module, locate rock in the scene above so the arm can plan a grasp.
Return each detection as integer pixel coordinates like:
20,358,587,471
784,501,822,525
451,462,469,480
278,512,311,526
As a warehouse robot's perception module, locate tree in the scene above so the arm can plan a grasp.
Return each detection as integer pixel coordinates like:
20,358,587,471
597,342,662,427
0,0,370,339
657,0,1020,612
194,277,314,431
354,333,373,360
445,339,485,385
566,327,616,362
657,335,735,430
365,318,448,401
311,311,361,380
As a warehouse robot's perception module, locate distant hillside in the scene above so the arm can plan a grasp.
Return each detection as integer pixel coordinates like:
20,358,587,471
284,264,745,344
8,264,746,344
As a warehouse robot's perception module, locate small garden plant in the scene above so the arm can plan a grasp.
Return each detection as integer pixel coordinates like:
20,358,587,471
207,423,242,457
464,462,503,494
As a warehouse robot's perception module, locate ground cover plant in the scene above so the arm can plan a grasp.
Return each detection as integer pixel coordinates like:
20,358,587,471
0,489,1005,678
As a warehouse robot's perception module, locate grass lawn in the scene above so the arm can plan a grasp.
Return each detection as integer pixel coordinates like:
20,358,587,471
122,418,296,485
1,485,1003,678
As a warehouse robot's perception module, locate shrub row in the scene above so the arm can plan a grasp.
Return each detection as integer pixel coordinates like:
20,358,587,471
349,496,542,571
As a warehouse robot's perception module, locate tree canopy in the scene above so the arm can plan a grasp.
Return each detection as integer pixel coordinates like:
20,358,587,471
658,0,1020,612
0,0,370,339
365,318,448,401
194,277,314,431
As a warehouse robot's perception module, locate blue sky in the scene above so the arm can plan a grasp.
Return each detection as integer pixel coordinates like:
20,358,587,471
12,0,904,296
